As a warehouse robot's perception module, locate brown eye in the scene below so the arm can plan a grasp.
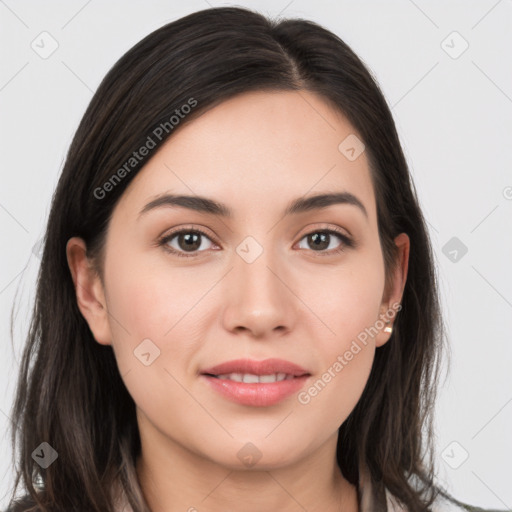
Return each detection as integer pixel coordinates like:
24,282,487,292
175,232,202,252
306,232,331,251
297,229,354,255
159,229,215,258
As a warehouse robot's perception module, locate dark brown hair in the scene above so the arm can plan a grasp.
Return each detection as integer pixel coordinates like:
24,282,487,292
7,6,455,511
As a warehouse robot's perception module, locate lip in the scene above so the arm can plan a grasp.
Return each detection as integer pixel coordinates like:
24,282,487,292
200,358,311,407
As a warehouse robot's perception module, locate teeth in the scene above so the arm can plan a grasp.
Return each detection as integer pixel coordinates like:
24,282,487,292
259,374,278,383
216,372,294,383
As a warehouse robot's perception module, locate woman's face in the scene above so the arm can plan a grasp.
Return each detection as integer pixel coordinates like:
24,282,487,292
68,90,408,471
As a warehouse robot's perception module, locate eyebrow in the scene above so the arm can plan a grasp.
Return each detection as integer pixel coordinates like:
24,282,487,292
138,191,368,220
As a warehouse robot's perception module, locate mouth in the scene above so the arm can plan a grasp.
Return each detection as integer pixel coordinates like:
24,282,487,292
200,358,311,407
205,372,298,383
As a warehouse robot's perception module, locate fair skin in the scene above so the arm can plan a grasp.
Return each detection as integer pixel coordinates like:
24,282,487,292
67,90,409,512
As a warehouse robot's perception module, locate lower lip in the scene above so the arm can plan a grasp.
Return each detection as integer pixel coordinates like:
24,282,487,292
201,374,310,407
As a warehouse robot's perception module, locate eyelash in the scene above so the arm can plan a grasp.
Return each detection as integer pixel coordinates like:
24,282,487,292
157,225,355,259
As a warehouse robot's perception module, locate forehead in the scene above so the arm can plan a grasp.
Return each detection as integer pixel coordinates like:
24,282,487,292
115,90,377,223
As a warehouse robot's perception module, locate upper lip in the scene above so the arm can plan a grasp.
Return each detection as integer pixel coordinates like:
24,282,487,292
201,358,310,377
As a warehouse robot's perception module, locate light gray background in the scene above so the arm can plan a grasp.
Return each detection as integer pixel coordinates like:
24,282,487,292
1,0,511,509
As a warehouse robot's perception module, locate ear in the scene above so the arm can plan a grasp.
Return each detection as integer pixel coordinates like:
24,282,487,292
66,237,112,345
375,232,410,348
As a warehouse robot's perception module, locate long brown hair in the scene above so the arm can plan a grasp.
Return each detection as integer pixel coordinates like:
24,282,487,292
7,6,450,511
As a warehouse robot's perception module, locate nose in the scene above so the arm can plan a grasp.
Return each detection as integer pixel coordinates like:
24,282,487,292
221,247,297,339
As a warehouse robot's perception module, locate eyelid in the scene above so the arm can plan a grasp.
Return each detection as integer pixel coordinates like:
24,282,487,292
159,224,217,242
295,223,352,241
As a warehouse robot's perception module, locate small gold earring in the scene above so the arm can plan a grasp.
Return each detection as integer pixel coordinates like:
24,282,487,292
384,323,393,334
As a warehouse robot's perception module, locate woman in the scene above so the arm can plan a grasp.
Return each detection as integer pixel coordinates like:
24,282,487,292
5,6,507,512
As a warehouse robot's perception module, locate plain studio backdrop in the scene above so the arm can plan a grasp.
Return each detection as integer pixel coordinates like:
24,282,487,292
0,1,511,509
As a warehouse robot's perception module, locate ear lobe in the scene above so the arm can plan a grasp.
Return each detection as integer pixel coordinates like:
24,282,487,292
66,237,112,345
375,232,410,348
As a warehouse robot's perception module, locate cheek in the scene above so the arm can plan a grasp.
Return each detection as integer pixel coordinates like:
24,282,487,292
105,234,384,419
104,260,206,425
294,249,384,418
104,250,206,372
297,342,374,438
106,237,212,329
298,246,385,344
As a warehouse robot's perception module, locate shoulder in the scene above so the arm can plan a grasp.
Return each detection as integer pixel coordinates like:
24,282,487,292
385,487,511,512
433,491,511,512
432,486,511,512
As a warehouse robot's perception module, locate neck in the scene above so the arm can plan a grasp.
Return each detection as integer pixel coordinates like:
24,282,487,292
135,429,359,512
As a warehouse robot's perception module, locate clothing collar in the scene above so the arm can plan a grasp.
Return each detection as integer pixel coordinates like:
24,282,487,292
357,461,407,512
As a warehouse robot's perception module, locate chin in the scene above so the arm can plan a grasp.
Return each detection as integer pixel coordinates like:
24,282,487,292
199,437,311,471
